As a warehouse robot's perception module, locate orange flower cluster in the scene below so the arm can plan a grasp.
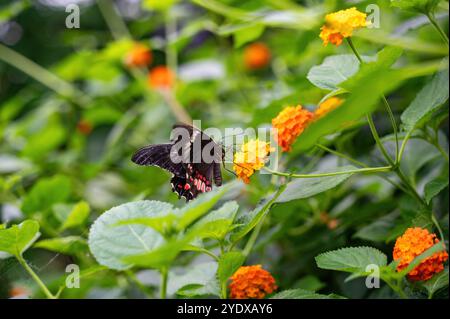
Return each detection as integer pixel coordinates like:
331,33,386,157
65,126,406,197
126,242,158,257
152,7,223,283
148,66,175,90
244,42,271,70
229,265,277,299
315,97,343,118
125,43,152,68
319,7,368,46
393,227,448,281
76,119,93,135
272,105,314,152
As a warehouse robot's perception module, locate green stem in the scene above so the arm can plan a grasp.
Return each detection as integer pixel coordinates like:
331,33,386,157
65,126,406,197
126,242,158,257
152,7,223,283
316,143,408,192
347,38,398,165
263,166,392,178
16,255,55,299
426,12,449,46
398,130,413,163
346,38,363,63
96,0,131,39
366,114,395,166
315,144,366,167
431,213,445,241
0,43,89,107
221,281,228,299
160,267,168,299
197,247,220,261
381,95,399,163
243,216,265,257
165,9,178,75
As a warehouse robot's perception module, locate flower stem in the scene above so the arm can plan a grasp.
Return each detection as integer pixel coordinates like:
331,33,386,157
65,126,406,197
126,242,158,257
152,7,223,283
16,255,55,299
0,43,89,107
243,217,265,257
263,166,392,178
220,281,228,299
346,38,363,63
426,12,449,46
347,38,399,164
165,9,178,75
366,114,395,166
397,130,414,163
315,143,366,167
381,95,399,162
160,267,168,299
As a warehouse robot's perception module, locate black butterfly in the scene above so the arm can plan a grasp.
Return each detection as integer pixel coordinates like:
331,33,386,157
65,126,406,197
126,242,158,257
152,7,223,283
131,123,224,201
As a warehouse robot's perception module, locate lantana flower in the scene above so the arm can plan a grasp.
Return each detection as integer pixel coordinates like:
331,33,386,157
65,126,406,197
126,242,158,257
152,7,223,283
319,7,368,46
125,43,152,68
148,66,175,90
272,105,314,152
243,42,271,70
315,97,343,118
393,227,448,281
229,265,277,299
233,139,273,184
76,119,93,135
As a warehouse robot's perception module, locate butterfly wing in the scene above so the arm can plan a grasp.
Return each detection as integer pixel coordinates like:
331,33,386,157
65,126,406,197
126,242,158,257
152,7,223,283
131,144,185,176
132,123,224,201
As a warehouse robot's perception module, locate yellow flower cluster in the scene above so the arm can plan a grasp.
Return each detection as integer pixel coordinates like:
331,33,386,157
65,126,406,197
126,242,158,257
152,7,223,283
319,7,368,46
233,139,273,184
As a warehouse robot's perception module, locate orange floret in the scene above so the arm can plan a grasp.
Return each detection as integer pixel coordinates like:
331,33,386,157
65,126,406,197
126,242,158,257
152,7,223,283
393,227,448,281
244,42,271,70
229,265,277,299
272,105,314,152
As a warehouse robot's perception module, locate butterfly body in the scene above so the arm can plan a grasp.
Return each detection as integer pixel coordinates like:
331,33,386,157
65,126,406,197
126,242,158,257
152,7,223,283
132,124,224,201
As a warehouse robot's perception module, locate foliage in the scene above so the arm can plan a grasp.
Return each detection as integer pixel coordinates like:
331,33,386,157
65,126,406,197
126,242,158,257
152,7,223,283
0,0,448,300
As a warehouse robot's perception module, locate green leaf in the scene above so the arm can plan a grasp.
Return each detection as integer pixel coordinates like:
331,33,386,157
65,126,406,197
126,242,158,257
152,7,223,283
315,247,387,274
275,166,355,203
395,138,440,179
354,213,399,243
168,262,220,297
391,0,442,13
401,64,449,132
189,201,239,240
0,220,40,258
295,275,325,292
34,236,88,255
175,181,240,230
424,175,449,204
112,185,239,269
423,267,449,298
233,24,265,48
60,201,90,231
230,185,286,243
88,201,168,270
143,0,179,11
122,237,190,269
307,55,374,91
294,47,407,152
271,289,345,299
217,251,245,285
116,182,240,235
21,175,71,216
